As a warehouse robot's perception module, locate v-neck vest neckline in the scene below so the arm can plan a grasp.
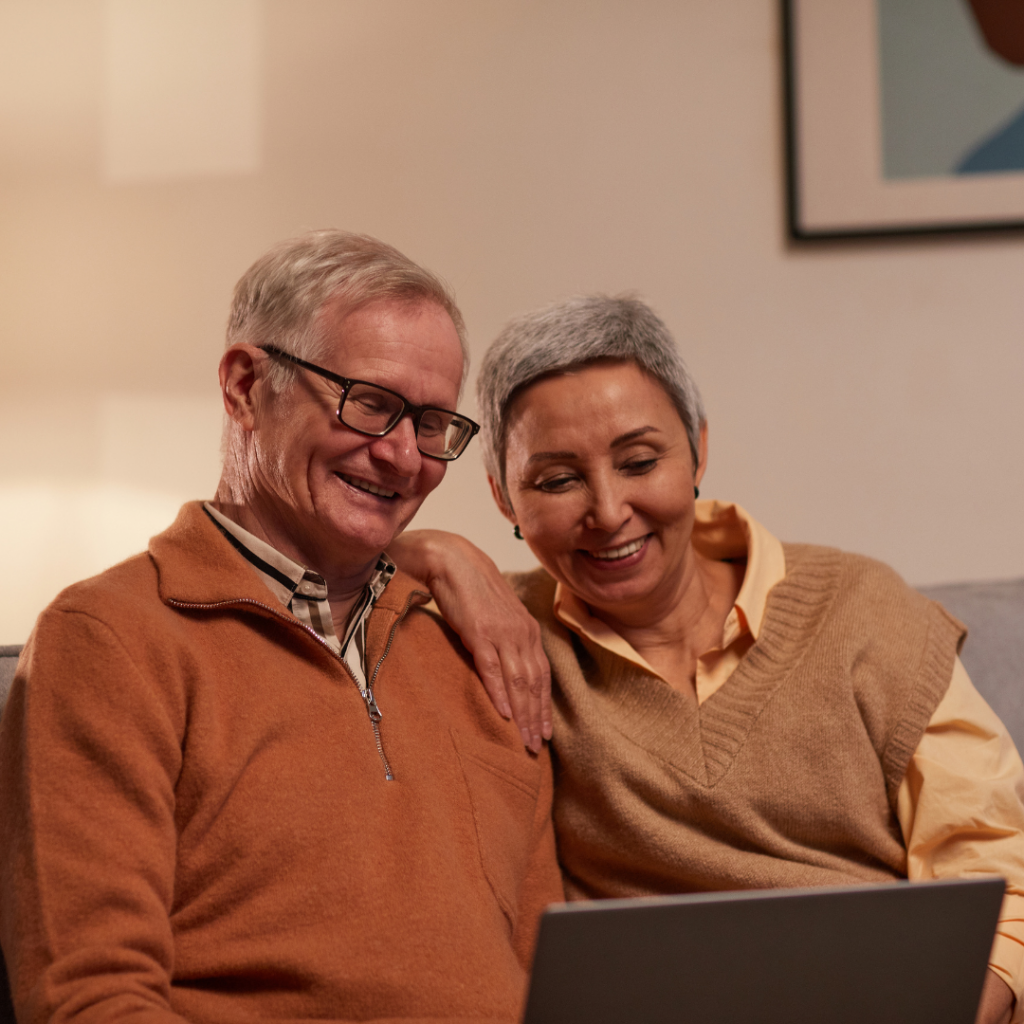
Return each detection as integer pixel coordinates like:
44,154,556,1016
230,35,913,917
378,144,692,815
541,545,843,789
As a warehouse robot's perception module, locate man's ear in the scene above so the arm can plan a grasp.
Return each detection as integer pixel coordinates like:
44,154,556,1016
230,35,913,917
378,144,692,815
487,475,517,525
219,344,264,432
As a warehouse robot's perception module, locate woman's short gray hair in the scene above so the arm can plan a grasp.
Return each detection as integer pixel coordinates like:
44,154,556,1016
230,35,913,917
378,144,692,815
477,295,706,502
226,229,468,392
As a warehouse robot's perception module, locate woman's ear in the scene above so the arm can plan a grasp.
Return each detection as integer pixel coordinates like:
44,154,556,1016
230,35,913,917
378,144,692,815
487,475,517,525
693,420,709,489
219,345,263,432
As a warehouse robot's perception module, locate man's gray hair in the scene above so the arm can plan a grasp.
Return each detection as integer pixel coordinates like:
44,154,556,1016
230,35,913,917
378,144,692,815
227,229,468,392
477,294,706,504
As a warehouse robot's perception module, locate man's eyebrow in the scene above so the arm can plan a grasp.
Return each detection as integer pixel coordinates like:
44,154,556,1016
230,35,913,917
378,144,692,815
524,427,660,466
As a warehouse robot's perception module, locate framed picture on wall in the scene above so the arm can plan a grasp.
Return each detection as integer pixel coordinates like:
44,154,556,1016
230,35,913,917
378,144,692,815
783,0,1024,239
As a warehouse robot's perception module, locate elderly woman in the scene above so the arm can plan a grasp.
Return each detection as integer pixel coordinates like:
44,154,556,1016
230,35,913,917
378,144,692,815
394,296,1024,1024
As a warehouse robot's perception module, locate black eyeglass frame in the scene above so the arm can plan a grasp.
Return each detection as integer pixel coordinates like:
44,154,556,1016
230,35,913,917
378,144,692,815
260,345,480,461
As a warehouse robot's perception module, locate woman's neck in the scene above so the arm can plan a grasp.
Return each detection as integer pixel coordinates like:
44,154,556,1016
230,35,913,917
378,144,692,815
590,550,745,694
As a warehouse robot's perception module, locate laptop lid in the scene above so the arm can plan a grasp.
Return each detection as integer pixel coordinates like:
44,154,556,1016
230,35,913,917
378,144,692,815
523,877,1004,1024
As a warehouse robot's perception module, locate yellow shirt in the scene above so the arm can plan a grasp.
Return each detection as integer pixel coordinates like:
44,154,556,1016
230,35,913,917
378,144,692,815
554,500,1024,1012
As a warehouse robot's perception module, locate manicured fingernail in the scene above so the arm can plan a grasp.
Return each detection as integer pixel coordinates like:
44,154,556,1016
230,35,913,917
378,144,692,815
543,721,552,739
520,726,532,747
500,702,512,719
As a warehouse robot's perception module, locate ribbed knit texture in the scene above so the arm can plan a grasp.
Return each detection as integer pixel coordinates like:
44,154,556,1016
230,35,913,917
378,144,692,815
511,543,965,901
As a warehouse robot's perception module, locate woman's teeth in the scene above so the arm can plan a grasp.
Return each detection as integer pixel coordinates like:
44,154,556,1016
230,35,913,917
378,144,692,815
591,538,645,561
341,475,397,499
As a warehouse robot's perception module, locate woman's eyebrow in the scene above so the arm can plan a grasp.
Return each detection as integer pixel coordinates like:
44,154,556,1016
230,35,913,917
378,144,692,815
525,450,578,466
610,426,658,447
525,427,660,466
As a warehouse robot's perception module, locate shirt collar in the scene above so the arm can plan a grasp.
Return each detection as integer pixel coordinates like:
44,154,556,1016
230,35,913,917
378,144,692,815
689,499,785,639
204,502,309,606
202,501,396,623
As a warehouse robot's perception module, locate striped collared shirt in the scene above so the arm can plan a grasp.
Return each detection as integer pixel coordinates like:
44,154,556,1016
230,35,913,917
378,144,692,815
203,502,395,691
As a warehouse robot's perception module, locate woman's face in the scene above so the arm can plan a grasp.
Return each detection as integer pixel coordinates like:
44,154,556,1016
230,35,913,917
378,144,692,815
497,360,706,624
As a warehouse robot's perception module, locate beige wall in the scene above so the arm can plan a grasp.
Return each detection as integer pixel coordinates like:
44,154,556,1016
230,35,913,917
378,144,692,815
2,0,1023,644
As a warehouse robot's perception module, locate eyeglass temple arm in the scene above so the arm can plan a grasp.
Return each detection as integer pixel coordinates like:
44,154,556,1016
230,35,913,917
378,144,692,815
262,346,351,390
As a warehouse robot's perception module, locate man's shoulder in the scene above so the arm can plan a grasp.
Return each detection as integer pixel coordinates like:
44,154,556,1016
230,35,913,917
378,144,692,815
28,501,246,650
380,570,544,758
373,566,433,615
387,571,477,678
42,549,160,629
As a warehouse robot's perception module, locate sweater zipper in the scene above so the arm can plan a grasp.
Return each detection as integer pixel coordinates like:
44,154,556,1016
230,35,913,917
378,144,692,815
362,588,429,781
167,595,409,782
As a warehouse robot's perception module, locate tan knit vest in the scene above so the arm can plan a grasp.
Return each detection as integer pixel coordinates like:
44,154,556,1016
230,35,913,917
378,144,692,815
511,543,965,900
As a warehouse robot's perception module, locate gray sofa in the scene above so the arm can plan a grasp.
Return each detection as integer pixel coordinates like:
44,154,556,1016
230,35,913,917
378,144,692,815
0,580,1021,1024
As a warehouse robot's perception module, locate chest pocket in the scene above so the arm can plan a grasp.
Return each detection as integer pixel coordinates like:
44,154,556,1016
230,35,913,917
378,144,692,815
450,727,543,928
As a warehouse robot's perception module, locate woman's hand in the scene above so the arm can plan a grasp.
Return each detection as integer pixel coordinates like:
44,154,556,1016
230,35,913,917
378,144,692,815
388,529,552,752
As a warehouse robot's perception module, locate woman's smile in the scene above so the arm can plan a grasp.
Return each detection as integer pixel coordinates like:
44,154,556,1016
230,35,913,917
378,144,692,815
581,534,650,564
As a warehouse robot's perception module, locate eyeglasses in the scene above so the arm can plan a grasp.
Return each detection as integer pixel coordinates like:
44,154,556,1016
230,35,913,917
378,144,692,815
261,346,480,461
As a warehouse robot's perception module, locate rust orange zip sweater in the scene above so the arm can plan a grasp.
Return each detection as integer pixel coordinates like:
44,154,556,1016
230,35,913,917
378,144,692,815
0,502,563,1024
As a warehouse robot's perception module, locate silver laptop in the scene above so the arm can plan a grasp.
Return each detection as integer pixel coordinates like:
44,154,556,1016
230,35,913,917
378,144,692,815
523,877,1004,1024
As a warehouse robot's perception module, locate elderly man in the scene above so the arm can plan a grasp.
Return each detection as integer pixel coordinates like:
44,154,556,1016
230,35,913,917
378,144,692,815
0,231,562,1024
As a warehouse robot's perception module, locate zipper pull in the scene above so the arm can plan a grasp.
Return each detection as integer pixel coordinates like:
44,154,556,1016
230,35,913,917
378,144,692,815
364,688,383,723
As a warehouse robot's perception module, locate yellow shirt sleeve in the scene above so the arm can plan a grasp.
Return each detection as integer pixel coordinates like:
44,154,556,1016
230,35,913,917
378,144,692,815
897,657,1024,1018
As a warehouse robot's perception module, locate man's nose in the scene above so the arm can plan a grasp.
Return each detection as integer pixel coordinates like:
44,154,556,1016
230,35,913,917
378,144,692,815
368,414,423,476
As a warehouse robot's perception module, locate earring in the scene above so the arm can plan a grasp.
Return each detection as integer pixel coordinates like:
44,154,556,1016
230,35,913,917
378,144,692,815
513,525,524,540
694,486,700,499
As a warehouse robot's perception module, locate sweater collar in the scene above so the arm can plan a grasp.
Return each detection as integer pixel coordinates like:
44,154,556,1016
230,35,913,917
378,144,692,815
149,501,425,617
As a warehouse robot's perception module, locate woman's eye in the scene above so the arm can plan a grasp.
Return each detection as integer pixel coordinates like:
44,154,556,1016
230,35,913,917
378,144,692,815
537,474,576,492
622,458,658,475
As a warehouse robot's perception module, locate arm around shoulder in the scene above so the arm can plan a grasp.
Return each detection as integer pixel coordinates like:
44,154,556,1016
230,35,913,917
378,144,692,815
389,529,552,751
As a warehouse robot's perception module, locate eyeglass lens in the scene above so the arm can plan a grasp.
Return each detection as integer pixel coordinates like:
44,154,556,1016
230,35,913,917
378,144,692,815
341,383,473,459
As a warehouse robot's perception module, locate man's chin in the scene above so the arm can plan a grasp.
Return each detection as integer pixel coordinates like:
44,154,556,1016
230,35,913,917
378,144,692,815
317,504,416,562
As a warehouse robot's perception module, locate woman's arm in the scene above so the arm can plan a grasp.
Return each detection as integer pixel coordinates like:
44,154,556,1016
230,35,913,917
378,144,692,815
388,529,551,752
898,659,1024,1024
976,971,1014,1024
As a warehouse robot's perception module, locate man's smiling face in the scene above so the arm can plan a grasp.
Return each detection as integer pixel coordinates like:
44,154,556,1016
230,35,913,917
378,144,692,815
247,295,464,576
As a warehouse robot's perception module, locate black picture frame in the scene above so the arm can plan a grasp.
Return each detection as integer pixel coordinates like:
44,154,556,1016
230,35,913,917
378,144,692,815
783,0,1024,240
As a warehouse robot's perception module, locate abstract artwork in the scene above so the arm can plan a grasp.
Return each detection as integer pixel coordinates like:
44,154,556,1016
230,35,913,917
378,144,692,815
785,0,1024,238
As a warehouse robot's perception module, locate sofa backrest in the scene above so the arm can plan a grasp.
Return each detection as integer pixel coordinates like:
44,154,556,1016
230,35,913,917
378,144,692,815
0,646,20,717
920,579,1024,752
